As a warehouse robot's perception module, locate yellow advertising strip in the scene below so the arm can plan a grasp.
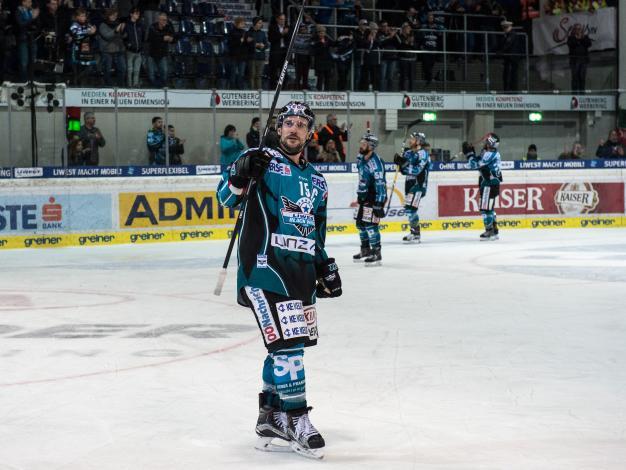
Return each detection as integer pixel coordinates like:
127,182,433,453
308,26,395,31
0,217,624,250
119,191,238,228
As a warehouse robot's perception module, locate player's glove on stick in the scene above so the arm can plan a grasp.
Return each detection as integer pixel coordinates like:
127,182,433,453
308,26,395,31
393,153,406,166
316,258,342,298
373,204,385,218
229,148,272,188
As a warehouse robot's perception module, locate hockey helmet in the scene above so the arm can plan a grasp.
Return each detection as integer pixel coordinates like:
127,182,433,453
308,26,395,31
361,130,379,149
484,132,500,149
410,131,426,145
276,101,315,131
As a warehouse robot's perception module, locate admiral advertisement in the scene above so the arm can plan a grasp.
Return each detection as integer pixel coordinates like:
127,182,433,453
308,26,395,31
438,182,625,217
0,194,112,234
118,191,237,228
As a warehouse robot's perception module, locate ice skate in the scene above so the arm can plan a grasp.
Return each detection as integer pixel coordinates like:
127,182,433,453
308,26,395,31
353,244,371,262
255,395,291,453
287,407,325,460
402,227,421,244
479,227,499,241
364,247,382,266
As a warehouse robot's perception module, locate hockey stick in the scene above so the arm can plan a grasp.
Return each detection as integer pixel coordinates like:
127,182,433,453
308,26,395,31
384,118,422,216
214,0,308,296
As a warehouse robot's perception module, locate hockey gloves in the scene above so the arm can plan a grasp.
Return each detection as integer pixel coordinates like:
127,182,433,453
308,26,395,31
316,258,342,298
229,148,273,188
372,204,385,218
393,153,406,166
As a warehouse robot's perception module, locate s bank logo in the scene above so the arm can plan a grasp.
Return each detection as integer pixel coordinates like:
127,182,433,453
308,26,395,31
0,196,63,231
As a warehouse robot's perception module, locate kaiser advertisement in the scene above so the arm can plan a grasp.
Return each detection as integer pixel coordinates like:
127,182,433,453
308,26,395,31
438,182,625,217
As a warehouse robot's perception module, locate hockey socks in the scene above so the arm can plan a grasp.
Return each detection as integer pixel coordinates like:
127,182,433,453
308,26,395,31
269,347,306,412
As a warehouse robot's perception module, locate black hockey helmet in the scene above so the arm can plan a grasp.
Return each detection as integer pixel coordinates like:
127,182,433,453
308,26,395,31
410,131,426,145
484,133,500,150
361,130,379,149
276,101,315,131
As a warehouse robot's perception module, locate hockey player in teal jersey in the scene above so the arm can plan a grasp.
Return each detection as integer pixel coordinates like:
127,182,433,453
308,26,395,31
393,131,430,243
465,133,503,241
352,131,387,266
217,101,341,460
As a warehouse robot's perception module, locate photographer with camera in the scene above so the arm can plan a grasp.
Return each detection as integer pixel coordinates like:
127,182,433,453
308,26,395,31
98,8,126,86
15,0,40,81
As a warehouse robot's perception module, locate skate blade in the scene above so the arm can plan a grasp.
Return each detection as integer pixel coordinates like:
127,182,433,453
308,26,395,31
364,261,382,267
402,239,420,244
353,259,365,263
479,236,499,242
255,437,293,453
290,441,324,460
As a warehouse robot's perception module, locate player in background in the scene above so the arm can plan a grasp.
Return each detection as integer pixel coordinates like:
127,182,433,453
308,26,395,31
393,131,430,243
464,133,503,241
353,131,387,266
217,101,342,459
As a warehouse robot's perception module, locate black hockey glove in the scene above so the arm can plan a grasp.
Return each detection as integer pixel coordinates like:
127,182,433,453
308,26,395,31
229,148,272,188
316,258,342,298
393,153,406,166
373,204,385,218
462,141,475,159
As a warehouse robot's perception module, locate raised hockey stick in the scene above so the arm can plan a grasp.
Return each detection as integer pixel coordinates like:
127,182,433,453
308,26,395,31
214,0,308,296
385,118,422,216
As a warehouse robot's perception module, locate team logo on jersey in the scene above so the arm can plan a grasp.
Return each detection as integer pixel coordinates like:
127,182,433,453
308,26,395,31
256,254,268,268
268,161,292,176
280,196,315,236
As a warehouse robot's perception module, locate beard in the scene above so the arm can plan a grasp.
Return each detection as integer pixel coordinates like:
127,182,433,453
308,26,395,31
358,147,369,155
280,136,306,155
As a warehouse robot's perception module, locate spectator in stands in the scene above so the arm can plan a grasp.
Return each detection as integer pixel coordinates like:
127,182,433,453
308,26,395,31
378,21,401,92
98,8,127,87
245,17,268,90
559,142,585,160
268,12,290,88
526,144,538,160
147,12,175,88
596,130,625,158
69,8,97,86
167,125,185,165
15,0,40,81
139,0,161,39
353,19,369,90
404,6,420,29
499,20,524,91
317,113,349,162
246,117,261,148
147,116,166,165
358,21,381,91
220,124,245,167
567,23,591,92
78,112,105,166
125,7,144,87
420,12,442,88
334,29,354,90
227,16,248,89
320,139,341,162
311,25,335,91
0,0,6,83
398,22,417,91
39,0,70,76
306,138,321,162
293,21,313,89
68,137,89,166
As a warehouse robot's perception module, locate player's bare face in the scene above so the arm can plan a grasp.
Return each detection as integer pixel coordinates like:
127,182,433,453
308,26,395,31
279,117,310,155
358,140,370,154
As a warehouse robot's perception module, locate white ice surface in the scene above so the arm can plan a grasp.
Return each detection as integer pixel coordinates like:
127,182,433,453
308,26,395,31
1,229,625,470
